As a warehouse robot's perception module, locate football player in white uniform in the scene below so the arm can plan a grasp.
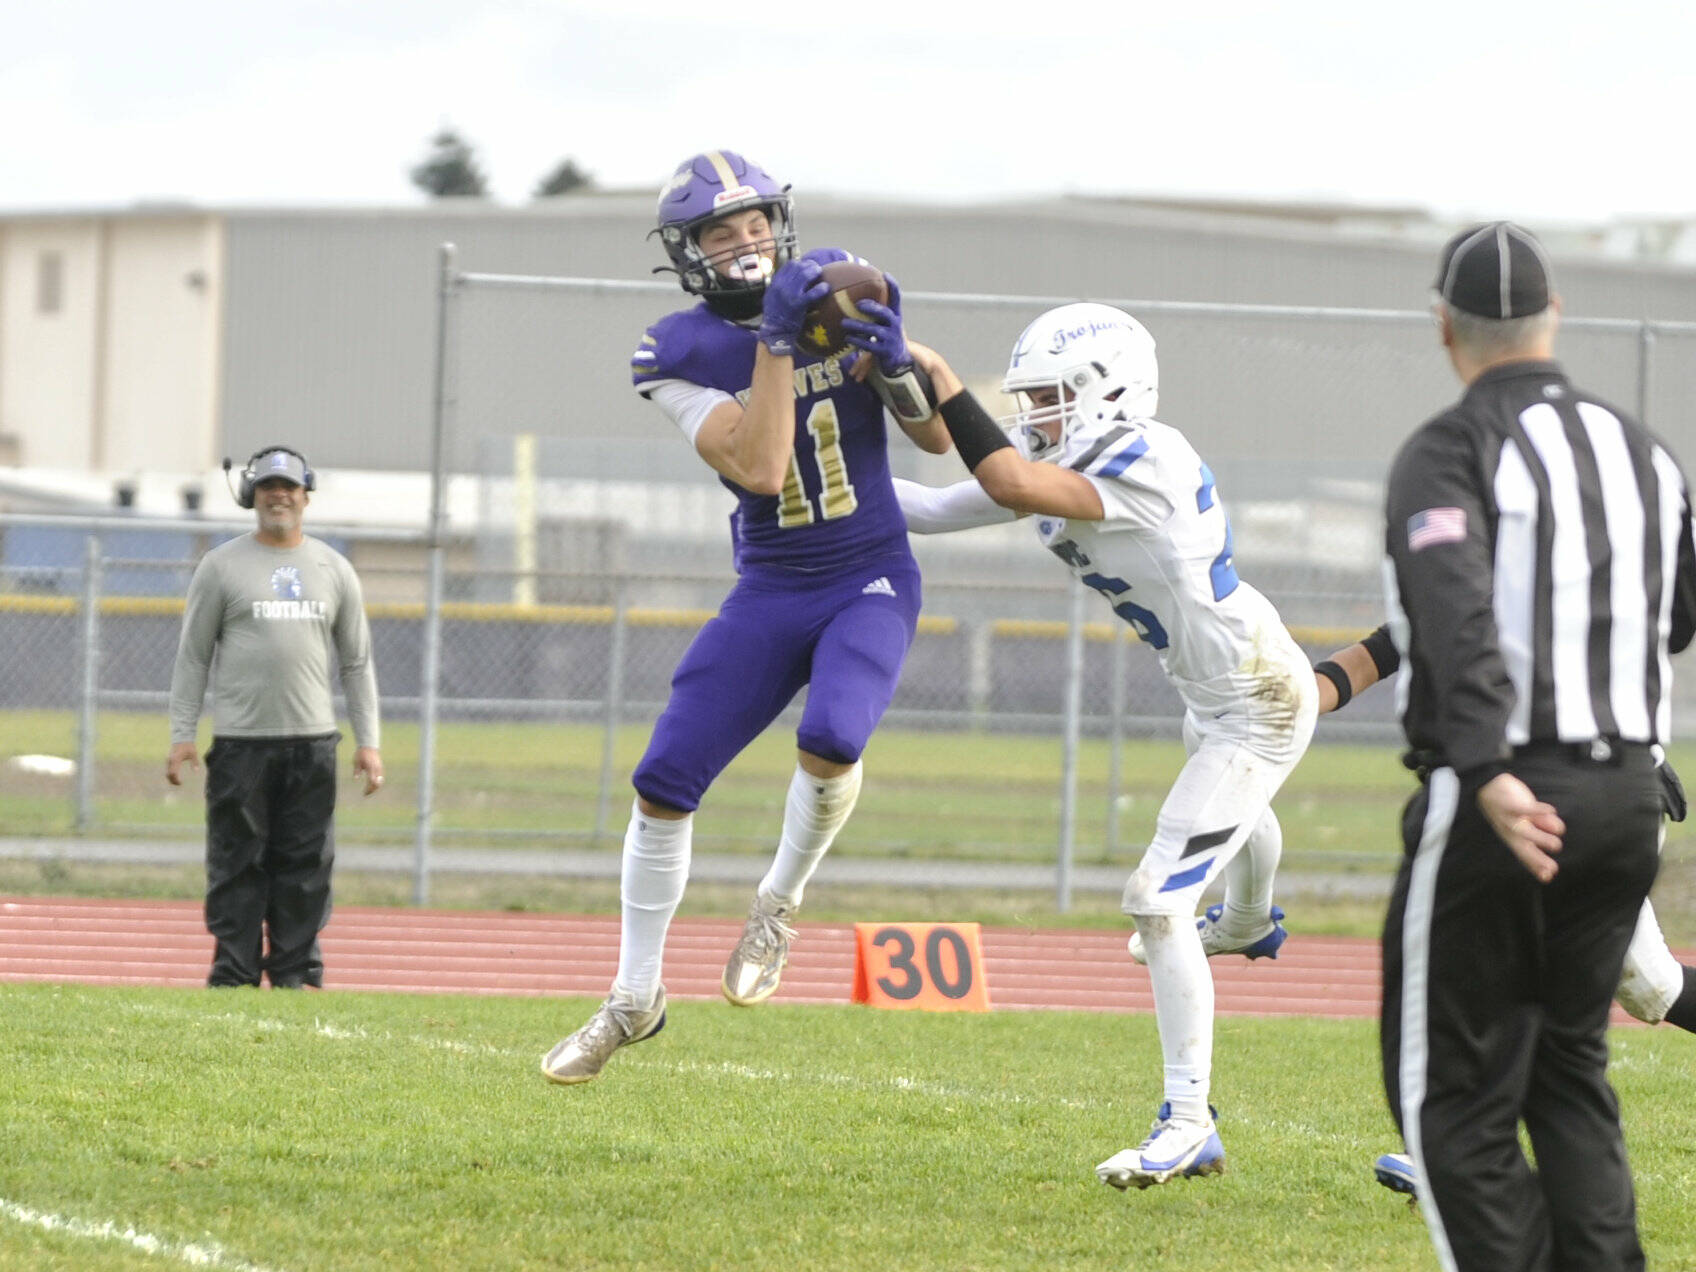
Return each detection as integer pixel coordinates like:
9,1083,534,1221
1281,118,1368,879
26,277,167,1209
885,304,1318,1190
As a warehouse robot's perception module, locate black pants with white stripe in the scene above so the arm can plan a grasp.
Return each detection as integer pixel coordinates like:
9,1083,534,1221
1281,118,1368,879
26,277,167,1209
1381,749,1660,1272
203,734,339,988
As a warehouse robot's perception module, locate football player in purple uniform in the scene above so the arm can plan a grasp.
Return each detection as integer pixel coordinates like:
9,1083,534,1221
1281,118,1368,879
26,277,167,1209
543,150,949,1084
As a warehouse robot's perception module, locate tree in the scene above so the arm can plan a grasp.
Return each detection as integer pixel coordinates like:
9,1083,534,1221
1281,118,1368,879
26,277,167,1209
534,157,594,198
409,128,488,199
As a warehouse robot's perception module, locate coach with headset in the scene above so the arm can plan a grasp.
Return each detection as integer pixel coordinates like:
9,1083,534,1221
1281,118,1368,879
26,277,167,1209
1381,223,1696,1271
166,445,382,988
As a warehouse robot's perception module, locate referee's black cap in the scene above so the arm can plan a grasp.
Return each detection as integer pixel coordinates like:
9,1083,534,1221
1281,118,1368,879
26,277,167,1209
1433,221,1553,319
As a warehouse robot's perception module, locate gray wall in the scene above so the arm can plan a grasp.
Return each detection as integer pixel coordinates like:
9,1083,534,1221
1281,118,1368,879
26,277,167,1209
217,198,1696,477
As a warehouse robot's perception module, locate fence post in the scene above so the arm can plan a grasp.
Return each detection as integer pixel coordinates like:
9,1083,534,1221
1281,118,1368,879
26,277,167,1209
1637,320,1656,427
75,533,102,831
1056,576,1087,913
513,432,537,608
967,619,993,727
594,574,630,846
414,242,459,907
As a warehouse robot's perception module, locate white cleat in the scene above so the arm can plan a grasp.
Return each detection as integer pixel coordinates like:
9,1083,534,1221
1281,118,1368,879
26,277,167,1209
1128,904,1288,965
1374,1151,1418,1197
541,987,667,1085
722,893,798,1006
1097,1103,1225,1190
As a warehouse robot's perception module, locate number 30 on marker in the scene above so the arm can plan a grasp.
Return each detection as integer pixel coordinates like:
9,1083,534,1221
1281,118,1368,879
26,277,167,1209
851,921,992,1012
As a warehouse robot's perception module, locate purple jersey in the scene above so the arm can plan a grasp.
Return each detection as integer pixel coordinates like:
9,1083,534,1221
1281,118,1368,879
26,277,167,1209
632,303,912,573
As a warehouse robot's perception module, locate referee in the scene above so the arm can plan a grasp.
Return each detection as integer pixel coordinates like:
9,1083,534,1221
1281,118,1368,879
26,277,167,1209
1381,222,1696,1271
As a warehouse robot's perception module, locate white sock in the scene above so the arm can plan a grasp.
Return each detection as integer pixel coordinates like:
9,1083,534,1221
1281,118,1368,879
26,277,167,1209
758,762,863,909
612,799,691,1010
1219,809,1281,934
1135,913,1214,1125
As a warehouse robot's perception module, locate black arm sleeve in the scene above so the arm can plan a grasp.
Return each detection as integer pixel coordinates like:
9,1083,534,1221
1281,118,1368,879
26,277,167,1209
939,391,1014,471
1362,623,1401,679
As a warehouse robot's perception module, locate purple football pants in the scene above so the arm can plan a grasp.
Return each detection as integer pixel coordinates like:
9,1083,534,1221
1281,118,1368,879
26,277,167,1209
633,555,920,813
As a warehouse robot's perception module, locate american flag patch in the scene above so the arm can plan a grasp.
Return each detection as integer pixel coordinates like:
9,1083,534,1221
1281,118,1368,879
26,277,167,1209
1407,507,1467,551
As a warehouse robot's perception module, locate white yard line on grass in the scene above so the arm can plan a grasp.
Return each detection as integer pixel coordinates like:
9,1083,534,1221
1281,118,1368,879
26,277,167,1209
122,999,1112,1112
625,1055,1111,1111
0,1198,288,1272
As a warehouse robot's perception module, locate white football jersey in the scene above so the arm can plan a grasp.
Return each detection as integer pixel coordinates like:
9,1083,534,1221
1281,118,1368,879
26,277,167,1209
1038,414,1298,707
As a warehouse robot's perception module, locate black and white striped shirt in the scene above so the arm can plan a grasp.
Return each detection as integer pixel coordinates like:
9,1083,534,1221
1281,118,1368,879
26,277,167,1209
1383,359,1696,776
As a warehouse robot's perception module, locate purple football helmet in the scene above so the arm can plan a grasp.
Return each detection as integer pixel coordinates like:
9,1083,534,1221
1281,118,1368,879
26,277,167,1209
653,150,797,312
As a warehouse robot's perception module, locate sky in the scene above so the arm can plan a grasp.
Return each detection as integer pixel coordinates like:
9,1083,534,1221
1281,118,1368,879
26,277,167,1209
5,0,1693,227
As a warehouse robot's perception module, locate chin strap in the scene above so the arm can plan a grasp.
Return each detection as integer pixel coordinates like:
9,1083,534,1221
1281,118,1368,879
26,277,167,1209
702,287,767,323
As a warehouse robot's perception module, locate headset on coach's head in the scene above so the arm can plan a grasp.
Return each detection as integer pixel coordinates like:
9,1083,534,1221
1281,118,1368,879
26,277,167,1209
223,446,316,509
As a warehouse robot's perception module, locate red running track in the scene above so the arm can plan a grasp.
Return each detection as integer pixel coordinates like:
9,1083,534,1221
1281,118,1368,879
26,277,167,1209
0,896,1667,1024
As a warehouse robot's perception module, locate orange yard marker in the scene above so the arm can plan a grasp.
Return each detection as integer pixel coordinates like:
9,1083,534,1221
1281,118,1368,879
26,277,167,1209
851,922,991,1012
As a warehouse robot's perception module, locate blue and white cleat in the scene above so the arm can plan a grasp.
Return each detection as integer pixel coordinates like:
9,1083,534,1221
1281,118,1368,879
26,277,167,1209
1129,904,1288,965
1096,1103,1225,1190
1374,1152,1418,1197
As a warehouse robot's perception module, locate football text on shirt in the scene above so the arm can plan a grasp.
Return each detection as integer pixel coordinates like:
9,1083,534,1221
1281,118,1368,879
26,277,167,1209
252,599,329,621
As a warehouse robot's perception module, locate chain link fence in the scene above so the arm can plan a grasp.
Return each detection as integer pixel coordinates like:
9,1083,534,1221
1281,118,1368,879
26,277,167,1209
0,512,1390,908
4,272,1695,908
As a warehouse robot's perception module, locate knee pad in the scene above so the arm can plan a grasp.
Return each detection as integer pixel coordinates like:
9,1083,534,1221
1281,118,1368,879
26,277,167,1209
632,757,703,815
795,717,867,766
1122,866,1185,917
1615,960,1677,1025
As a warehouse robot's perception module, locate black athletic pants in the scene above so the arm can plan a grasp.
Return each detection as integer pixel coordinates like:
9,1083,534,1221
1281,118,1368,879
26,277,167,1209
203,733,339,988
1381,746,1660,1272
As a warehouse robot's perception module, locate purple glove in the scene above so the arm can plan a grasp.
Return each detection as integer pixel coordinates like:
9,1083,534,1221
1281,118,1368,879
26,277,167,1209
840,274,910,375
757,259,828,357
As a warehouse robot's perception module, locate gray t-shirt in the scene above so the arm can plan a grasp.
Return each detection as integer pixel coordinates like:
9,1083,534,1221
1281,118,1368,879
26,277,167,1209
168,532,380,748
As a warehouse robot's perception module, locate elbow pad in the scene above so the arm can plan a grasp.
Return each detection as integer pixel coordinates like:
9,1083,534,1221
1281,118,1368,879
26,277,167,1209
870,363,937,426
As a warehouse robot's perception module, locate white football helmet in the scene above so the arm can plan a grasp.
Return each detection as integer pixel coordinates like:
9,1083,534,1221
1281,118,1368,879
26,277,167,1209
1000,303,1159,460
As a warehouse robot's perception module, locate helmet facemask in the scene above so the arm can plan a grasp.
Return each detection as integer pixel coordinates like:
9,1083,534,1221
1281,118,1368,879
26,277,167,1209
1001,385,1071,462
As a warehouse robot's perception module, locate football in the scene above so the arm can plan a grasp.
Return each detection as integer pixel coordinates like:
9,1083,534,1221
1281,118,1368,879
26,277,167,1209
797,260,889,358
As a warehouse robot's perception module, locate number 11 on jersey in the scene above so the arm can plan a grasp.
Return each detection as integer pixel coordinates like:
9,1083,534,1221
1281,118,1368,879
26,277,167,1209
776,400,859,528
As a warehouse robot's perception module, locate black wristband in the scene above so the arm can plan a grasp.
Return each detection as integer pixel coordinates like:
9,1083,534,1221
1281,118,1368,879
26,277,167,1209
938,390,1014,471
1362,623,1400,678
1314,660,1352,708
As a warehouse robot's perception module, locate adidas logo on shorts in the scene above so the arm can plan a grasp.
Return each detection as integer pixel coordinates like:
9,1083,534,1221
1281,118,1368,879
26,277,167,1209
861,576,897,597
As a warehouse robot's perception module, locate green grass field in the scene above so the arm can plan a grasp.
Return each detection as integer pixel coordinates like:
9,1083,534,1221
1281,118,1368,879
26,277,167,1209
2,985,1694,1271
5,713,1696,1268
1,708,1409,862
11,708,1696,868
